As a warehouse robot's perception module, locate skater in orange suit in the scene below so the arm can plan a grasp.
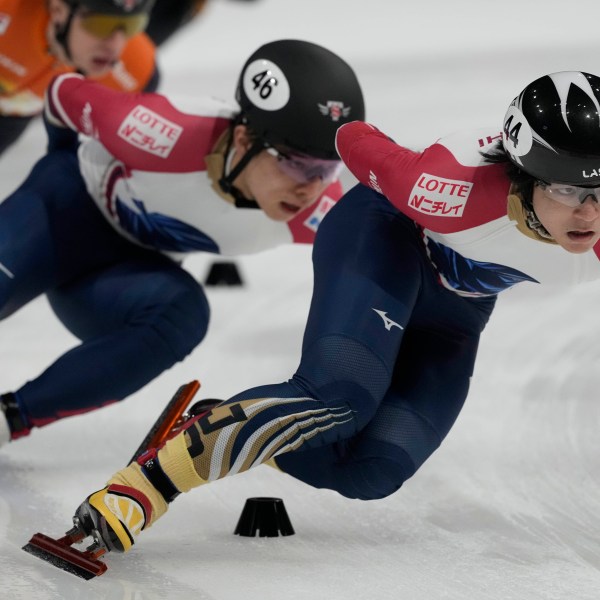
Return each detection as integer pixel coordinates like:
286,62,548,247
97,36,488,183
0,0,158,156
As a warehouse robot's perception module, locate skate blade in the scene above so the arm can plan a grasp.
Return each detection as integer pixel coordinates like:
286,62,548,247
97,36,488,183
22,532,107,580
129,379,201,463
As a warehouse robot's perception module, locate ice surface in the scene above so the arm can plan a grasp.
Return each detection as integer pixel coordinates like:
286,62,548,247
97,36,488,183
2,1,600,598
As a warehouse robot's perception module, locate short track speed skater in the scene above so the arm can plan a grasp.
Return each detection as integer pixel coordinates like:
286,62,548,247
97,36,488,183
22,380,220,579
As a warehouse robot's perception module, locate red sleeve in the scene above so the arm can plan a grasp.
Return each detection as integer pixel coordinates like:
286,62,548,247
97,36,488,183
45,73,228,173
335,121,509,234
335,121,410,192
287,179,342,243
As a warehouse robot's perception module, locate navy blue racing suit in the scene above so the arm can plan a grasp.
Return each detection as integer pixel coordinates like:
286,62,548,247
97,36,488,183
179,184,495,500
107,121,600,501
274,185,495,498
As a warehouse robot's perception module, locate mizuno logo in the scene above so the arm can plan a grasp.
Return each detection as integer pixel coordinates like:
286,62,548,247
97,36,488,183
372,308,403,331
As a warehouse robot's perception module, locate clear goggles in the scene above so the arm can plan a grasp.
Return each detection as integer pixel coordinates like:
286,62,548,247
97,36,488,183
78,11,149,39
536,181,600,208
265,146,343,184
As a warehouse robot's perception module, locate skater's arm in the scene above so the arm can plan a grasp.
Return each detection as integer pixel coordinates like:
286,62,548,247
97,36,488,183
44,74,226,172
335,121,510,233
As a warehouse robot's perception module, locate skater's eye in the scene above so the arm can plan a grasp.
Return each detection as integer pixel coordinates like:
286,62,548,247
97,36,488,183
265,146,343,184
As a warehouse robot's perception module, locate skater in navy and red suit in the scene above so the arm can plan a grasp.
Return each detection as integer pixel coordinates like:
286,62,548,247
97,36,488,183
67,71,600,554
0,39,365,445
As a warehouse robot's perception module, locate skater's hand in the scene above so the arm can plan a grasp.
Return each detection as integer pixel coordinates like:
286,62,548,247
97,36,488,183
42,112,79,153
43,73,85,129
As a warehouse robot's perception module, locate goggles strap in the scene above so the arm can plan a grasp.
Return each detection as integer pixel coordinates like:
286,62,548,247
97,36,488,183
53,6,77,62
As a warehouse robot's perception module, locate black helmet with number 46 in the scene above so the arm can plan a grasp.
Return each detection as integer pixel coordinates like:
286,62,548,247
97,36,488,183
235,39,365,160
502,71,600,186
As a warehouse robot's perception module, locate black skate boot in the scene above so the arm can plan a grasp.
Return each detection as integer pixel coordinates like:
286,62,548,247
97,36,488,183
73,481,154,553
0,393,30,443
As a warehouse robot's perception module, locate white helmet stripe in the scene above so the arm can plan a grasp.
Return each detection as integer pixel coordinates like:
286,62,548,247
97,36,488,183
548,72,600,132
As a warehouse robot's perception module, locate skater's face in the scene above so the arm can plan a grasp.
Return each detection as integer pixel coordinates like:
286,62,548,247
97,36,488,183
532,183,600,253
230,125,339,222
47,0,146,77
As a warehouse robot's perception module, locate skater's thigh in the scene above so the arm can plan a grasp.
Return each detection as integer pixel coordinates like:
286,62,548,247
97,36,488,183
47,256,209,340
0,151,122,318
294,186,426,422
0,165,74,317
356,322,483,477
0,192,55,318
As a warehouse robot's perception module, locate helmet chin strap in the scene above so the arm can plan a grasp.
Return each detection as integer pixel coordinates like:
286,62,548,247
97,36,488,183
218,134,264,209
53,4,77,63
524,205,553,240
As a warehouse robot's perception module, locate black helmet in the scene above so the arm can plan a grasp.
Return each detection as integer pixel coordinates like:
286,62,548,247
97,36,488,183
56,0,154,61
502,71,600,186
235,39,365,160
65,0,154,15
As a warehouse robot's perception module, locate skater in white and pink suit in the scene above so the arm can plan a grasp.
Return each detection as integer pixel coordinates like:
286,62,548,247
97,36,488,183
0,39,364,445
69,71,600,554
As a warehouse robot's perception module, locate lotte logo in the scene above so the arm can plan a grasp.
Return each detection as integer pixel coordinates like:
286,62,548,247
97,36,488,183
408,172,473,218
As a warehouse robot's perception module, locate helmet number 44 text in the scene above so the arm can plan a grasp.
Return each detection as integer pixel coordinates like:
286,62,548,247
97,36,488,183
504,115,522,148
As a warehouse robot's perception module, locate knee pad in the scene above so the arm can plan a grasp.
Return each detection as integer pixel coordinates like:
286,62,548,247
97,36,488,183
48,267,210,362
143,281,210,361
339,450,415,501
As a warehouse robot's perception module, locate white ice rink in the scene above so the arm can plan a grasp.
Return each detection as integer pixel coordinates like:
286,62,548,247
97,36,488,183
2,0,600,598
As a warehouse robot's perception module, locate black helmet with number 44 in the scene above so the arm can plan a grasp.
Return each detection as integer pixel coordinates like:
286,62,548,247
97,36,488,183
235,39,365,160
502,71,600,186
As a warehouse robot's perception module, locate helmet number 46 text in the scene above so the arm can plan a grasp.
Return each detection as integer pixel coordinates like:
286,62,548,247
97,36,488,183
252,71,278,99
243,59,290,110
